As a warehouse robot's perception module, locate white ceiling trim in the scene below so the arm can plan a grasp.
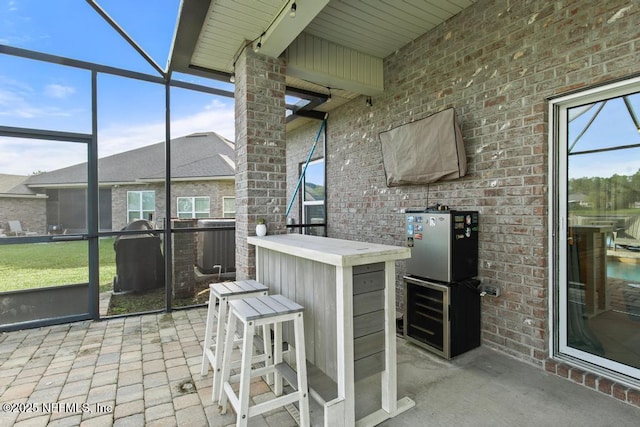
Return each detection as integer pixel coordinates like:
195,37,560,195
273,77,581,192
258,0,330,58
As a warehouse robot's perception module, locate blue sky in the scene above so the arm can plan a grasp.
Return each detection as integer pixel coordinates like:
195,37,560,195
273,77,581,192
0,0,236,175
568,94,640,179
2,1,639,180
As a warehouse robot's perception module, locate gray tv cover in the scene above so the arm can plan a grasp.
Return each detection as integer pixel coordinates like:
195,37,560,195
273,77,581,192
379,108,467,186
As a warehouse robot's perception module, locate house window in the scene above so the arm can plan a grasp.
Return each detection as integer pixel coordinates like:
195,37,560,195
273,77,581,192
177,196,210,219
550,77,640,382
127,191,155,223
223,197,235,218
302,158,325,236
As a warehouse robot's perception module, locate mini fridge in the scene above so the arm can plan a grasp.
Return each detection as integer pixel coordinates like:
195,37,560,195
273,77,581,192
405,210,479,283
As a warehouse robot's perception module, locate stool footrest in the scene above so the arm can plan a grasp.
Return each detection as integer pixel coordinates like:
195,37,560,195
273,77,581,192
222,380,304,418
203,334,266,373
274,362,299,389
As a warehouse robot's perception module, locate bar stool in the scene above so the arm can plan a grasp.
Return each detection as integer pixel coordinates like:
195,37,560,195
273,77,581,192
219,294,310,427
201,280,270,402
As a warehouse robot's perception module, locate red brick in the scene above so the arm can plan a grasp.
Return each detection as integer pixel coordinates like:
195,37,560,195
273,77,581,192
627,389,640,407
570,368,585,384
612,383,628,401
544,359,557,374
584,373,598,389
598,378,613,394
556,363,569,378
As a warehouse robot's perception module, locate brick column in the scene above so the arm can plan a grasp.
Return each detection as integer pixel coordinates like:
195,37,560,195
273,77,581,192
171,218,197,298
234,47,287,279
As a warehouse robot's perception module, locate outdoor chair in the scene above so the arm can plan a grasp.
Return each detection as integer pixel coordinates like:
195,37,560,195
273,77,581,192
613,216,640,250
7,221,37,236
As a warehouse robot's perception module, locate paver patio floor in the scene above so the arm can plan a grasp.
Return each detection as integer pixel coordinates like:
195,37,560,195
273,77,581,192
2,306,640,426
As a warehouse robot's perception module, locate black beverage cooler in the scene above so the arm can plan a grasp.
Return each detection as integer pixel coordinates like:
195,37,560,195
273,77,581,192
403,276,480,359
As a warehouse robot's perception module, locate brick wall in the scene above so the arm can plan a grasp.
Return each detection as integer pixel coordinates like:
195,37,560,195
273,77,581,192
111,180,233,230
0,197,47,234
286,0,640,367
171,218,197,298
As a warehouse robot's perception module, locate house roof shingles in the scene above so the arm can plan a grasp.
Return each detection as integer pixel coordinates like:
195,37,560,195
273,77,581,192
0,174,32,195
25,132,235,188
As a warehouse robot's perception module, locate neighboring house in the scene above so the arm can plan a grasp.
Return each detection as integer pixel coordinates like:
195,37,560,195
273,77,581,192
0,173,47,234
568,193,591,208
0,132,236,233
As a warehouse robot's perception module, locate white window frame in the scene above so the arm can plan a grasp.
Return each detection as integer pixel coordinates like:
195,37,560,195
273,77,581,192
549,75,640,382
127,190,155,222
222,196,235,218
177,196,210,219
302,158,325,233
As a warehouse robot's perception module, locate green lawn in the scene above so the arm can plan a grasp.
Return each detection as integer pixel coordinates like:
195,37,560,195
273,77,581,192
0,238,117,293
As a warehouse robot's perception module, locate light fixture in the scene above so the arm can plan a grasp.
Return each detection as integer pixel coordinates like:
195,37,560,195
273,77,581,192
253,38,262,53
327,87,332,103
229,72,235,83
290,2,297,18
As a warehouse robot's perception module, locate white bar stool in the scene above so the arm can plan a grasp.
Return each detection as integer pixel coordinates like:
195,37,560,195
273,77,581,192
219,294,310,427
201,280,270,402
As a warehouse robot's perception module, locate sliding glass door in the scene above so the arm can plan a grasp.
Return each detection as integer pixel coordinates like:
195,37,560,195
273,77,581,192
552,78,640,380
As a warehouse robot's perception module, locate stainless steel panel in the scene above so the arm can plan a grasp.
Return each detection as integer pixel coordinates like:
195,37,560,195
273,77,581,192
406,212,452,282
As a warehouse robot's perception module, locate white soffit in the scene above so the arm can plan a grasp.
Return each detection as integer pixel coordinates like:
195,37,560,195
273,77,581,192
191,0,284,73
172,0,478,104
191,0,329,73
286,33,384,96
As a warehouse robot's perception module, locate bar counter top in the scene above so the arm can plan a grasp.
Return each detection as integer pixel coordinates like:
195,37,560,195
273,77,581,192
247,233,411,267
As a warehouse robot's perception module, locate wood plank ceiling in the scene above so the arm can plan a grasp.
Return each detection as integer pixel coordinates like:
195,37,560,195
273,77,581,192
168,0,476,127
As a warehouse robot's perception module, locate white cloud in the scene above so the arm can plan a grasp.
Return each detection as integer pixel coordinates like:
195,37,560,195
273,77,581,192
0,137,86,175
0,95,236,175
0,77,80,119
44,83,75,99
97,99,235,158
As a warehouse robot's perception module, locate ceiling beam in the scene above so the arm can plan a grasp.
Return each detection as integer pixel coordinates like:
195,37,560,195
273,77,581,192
259,0,330,58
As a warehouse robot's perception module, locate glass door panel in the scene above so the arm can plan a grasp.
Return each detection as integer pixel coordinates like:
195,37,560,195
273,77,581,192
302,158,326,236
563,91,640,376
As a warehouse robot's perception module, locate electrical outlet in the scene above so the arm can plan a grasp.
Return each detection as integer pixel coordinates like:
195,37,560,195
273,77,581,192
479,283,501,297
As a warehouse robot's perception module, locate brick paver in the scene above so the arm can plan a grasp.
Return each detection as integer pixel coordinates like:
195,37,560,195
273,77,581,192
0,308,296,426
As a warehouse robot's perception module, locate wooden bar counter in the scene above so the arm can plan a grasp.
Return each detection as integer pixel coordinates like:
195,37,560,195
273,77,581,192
247,233,414,426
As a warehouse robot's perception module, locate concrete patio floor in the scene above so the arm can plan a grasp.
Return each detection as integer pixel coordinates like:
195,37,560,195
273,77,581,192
1,307,639,426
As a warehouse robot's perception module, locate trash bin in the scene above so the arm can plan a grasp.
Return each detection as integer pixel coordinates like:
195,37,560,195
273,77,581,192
113,219,165,293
